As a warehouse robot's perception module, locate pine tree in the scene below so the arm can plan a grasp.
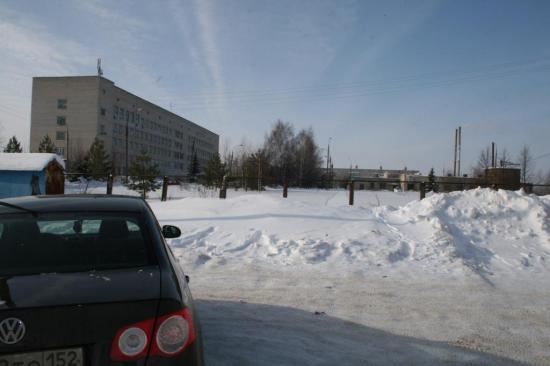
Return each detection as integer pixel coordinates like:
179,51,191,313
3,136,22,153
204,153,225,187
38,135,56,153
86,138,111,180
427,167,437,192
126,151,161,198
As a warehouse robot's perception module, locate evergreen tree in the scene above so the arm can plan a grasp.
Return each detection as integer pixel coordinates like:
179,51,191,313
126,151,161,198
3,136,22,153
86,138,111,180
38,135,56,153
204,153,225,188
72,154,90,180
427,167,437,192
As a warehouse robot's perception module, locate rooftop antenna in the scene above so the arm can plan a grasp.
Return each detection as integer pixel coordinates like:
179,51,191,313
97,58,103,76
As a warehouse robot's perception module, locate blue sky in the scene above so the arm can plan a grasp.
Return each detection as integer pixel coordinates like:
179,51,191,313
0,0,549,175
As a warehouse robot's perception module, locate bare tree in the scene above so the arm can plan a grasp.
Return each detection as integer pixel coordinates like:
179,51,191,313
473,146,491,177
499,148,510,167
518,145,534,183
219,137,233,174
264,120,295,184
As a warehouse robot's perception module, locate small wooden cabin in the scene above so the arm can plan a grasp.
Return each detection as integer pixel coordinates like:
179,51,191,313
0,153,65,198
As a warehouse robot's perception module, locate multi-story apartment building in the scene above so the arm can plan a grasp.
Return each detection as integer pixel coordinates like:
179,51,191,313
30,76,219,176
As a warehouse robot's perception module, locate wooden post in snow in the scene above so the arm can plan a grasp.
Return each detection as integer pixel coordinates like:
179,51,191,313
349,180,355,206
161,176,168,201
106,173,113,195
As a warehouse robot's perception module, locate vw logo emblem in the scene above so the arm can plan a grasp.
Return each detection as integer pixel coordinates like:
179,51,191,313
0,318,26,345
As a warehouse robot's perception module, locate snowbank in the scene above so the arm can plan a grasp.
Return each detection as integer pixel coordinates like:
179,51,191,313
152,188,550,279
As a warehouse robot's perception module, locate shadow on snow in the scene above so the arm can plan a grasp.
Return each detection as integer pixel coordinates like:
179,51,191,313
196,300,521,366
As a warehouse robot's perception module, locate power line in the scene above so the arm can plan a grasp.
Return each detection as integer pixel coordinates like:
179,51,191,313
166,63,550,110
534,152,550,160
156,56,550,102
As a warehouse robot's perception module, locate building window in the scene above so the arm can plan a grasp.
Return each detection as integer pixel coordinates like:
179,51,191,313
55,147,65,156
100,124,107,135
56,116,66,126
57,99,67,109
56,131,66,140
100,108,106,116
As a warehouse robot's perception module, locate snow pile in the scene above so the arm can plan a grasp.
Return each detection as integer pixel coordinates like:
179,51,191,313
152,188,550,280
394,188,550,277
0,153,65,171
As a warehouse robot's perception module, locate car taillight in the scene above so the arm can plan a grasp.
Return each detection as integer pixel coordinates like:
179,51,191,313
110,309,196,361
110,319,154,361
150,308,196,357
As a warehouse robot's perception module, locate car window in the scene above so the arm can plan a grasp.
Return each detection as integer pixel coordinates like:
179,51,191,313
0,213,155,276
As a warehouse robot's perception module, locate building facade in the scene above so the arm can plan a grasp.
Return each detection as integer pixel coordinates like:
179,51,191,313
30,76,219,176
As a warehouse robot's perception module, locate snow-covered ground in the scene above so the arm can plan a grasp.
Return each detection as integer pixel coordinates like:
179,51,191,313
68,182,550,365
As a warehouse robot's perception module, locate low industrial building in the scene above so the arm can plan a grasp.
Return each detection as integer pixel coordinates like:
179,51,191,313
332,167,421,191
0,153,65,198
333,167,521,193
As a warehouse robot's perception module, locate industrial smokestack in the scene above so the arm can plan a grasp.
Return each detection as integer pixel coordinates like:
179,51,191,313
457,126,462,176
453,128,458,176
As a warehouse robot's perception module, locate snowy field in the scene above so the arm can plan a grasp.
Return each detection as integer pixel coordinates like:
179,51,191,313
68,183,550,365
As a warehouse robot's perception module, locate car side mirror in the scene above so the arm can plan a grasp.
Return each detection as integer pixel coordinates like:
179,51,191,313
162,225,181,239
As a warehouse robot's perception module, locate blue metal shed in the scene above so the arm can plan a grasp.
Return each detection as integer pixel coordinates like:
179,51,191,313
0,153,65,199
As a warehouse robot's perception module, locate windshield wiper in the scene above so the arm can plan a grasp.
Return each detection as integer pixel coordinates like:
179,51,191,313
0,201,38,217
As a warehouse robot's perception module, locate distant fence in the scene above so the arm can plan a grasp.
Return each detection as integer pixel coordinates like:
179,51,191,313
62,172,550,205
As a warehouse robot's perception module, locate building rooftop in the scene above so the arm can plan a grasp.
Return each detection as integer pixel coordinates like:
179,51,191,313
0,153,65,171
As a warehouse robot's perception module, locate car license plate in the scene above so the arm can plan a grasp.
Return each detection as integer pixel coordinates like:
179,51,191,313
0,348,83,366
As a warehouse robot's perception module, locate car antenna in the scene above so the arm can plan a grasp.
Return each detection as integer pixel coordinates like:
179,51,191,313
0,201,38,217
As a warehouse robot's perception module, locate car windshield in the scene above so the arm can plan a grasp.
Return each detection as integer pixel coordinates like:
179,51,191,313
0,212,154,276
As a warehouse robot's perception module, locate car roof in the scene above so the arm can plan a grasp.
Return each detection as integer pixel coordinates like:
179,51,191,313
0,195,148,214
